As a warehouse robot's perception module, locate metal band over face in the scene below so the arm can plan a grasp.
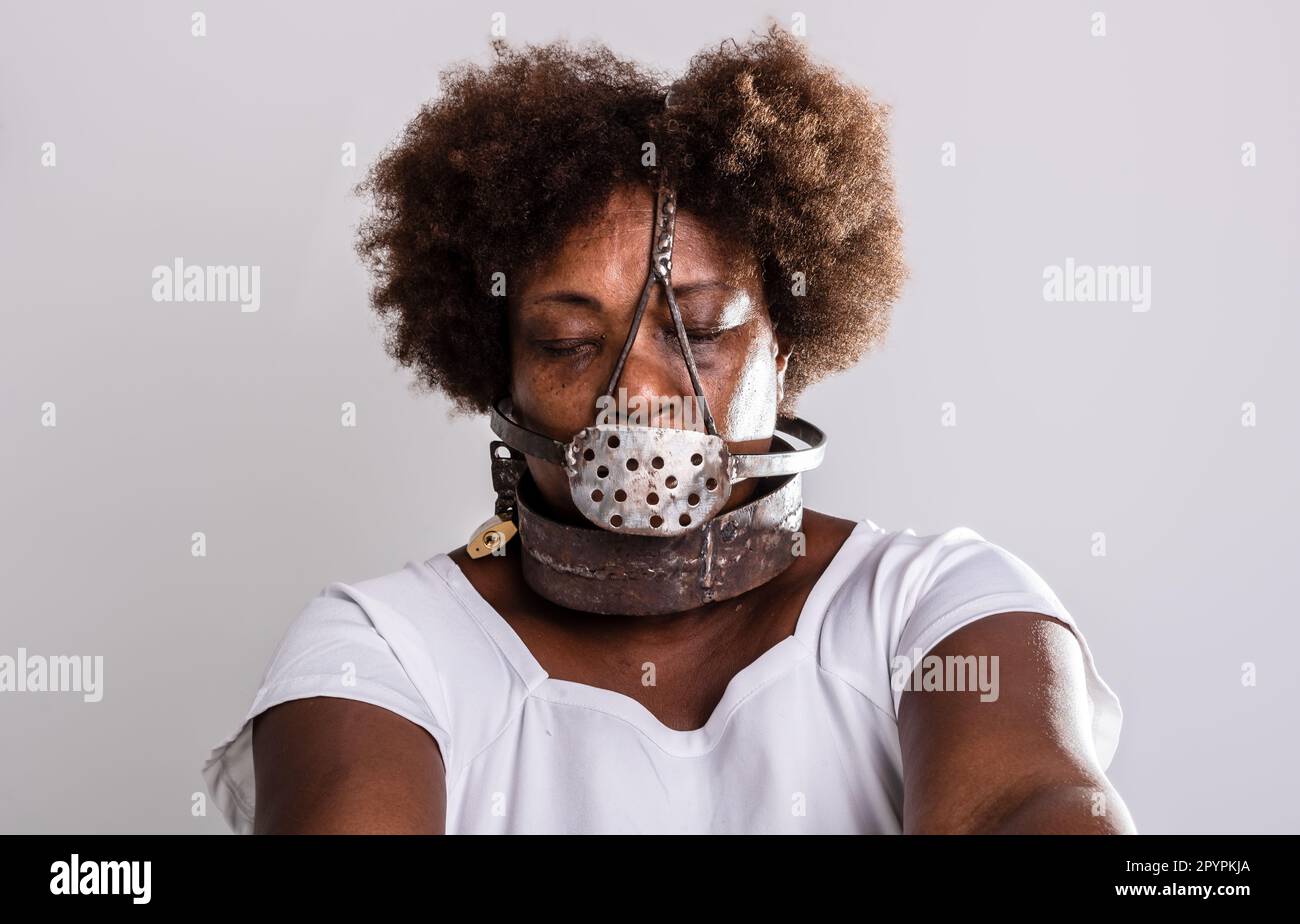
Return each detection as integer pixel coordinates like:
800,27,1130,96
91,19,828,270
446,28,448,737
489,396,827,537
601,183,719,438
486,170,827,538
523,178,734,537
474,147,830,612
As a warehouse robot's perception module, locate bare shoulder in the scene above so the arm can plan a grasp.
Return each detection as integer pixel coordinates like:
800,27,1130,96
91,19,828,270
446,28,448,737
897,612,1135,833
251,696,446,834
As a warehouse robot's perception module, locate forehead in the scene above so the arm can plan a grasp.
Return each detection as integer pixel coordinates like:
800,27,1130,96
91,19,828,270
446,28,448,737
523,184,758,292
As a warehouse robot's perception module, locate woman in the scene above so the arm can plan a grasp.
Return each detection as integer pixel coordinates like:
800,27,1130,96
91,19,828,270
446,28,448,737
203,26,1132,834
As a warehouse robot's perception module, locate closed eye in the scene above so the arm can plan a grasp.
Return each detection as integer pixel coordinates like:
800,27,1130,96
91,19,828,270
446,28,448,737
667,326,726,344
534,328,724,358
535,338,600,357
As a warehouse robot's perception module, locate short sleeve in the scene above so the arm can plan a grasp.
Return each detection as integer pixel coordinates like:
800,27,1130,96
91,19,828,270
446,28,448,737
888,527,1123,770
201,585,452,834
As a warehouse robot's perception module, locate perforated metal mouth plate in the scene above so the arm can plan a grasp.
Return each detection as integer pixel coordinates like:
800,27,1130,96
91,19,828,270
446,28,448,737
565,424,732,536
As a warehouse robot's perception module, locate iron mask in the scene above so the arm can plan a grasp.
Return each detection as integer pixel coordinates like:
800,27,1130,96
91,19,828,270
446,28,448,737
470,179,828,615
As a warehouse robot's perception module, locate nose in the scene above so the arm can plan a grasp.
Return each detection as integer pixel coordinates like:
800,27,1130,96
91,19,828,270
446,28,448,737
605,314,700,430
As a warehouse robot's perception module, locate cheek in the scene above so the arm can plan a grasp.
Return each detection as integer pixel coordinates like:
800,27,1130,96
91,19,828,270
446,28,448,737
508,340,598,441
708,329,779,444
508,340,587,518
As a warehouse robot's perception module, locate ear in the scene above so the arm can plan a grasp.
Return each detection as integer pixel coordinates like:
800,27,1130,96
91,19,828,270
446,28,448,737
771,327,794,406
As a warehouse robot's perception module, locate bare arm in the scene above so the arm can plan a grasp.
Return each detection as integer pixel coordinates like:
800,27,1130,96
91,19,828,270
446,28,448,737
898,611,1135,834
252,697,446,834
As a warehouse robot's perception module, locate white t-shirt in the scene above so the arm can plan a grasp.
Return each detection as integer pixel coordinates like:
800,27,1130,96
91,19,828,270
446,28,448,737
202,519,1122,834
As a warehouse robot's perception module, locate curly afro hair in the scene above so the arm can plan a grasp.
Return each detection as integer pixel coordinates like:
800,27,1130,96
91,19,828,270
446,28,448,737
355,23,906,417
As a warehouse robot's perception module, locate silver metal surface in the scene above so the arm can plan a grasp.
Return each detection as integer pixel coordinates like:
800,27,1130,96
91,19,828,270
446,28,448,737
565,424,731,536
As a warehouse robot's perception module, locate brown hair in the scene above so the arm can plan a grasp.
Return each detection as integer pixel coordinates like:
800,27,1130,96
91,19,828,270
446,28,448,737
355,24,906,415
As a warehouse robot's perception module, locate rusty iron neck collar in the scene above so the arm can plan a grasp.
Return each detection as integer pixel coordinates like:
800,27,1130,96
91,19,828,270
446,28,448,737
512,464,804,616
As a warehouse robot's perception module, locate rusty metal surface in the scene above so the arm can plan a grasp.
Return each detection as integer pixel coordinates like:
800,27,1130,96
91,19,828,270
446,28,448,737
516,469,804,616
490,440,528,519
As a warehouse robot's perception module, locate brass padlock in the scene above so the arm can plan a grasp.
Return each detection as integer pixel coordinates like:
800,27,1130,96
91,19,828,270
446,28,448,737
467,514,517,559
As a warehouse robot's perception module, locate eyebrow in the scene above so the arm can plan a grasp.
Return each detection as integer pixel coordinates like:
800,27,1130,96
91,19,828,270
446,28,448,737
521,279,738,311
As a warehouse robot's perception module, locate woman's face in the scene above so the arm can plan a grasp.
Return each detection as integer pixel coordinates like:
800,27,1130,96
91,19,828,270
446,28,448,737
508,183,791,523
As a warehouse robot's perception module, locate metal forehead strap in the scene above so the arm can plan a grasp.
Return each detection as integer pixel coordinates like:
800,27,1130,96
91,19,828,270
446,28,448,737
600,182,719,437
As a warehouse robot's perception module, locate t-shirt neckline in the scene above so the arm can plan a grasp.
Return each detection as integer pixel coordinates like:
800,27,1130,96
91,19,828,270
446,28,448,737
424,518,871,757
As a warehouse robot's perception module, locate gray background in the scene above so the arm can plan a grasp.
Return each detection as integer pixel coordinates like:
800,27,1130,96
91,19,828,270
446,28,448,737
1,0,1295,833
